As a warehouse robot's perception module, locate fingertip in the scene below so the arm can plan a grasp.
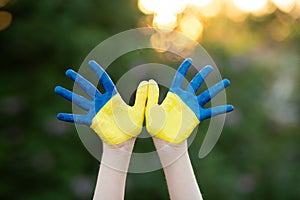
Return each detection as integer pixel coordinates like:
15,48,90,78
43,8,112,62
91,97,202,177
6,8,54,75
57,113,64,120
138,80,148,87
88,60,102,69
149,79,158,86
227,105,234,112
185,57,192,62
204,65,213,71
54,86,62,93
134,81,149,108
137,81,148,92
88,60,97,66
147,80,159,105
149,79,156,83
149,80,159,89
65,69,75,77
199,65,213,77
183,58,192,66
223,79,230,87
88,60,106,74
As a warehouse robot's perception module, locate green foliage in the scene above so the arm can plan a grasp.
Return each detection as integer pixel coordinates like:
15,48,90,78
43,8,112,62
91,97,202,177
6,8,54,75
0,0,300,199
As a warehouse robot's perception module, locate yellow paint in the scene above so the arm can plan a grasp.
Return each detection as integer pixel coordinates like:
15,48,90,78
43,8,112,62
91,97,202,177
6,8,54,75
146,80,199,144
91,81,148,145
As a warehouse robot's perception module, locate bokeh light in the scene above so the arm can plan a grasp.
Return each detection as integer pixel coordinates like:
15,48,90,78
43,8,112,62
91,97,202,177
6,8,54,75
272,0,296,13
0,0,12,31
153,14,177,30
1,1,300,199
179,15,203,41
192,0,221,17
232,0,268,12
138,0,300,51
188,0,213,7
0,0,10,7
0,11,12,31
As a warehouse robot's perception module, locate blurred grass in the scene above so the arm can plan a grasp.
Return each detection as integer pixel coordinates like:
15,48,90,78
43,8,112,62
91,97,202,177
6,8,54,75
0,0,300,199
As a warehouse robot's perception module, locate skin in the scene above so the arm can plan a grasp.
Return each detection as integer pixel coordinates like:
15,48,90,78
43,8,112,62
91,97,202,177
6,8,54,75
93,138,136,200
152,137,203,200
92,137,203,200
56,59,232,199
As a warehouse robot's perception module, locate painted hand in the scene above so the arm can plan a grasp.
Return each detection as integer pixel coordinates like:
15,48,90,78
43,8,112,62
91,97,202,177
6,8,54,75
146,58,234,144
55,60,148,145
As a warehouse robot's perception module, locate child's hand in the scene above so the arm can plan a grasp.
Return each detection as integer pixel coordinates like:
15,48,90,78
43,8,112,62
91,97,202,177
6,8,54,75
146,58,233,144
55,60,148,145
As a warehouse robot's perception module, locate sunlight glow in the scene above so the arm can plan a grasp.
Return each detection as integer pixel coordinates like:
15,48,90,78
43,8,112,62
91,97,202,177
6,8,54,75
0,0,10,8
0,11,12,31
180,15,203,41
138,0,156,14
138,0,300,51
153,14,177,30
150,32,169,52
272,0,296,13
232,0,268,12
195,0,221,17
188,0,213,7
139,0,186,16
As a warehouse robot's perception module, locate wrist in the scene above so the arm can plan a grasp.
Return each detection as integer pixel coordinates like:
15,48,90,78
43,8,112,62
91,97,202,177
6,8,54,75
101,138,136,172
152,137,188,168
103,137,136,152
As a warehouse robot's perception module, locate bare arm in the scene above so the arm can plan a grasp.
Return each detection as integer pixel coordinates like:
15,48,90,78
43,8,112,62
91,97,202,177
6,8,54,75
153,137,203,200
145,60,233,200
93,138,135,200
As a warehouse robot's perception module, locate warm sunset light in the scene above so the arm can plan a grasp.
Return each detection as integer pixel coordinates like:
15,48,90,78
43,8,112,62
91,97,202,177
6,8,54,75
0,0,10,7
0,11,12,31
193,0,221,17
272,0,296,13
188,0,213,7
232,0,268,12
153,14,177,30
138,0,157,14
179,15,203,41
138,0,186,16
0,0,12,31
2,1,300,199
138,0,300,51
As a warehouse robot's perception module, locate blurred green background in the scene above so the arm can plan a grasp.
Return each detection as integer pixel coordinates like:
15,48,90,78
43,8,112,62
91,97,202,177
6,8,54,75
1,0,300,199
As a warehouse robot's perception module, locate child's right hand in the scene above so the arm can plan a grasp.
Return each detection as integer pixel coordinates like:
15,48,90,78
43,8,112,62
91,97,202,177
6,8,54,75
145,58,234,145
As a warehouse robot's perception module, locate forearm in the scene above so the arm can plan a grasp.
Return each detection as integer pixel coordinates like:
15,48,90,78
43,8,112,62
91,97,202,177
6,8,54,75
93,138,135,200
153,138,203,200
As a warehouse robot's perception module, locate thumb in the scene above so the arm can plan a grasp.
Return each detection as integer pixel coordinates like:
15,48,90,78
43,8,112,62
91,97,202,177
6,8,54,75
133,80,148,110
147,79,159,109
147,105,166,136
145,79,165,135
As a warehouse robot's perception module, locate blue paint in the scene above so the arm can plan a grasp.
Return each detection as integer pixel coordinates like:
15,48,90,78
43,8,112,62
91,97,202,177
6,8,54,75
170,58,234,122
54,86,92,111
55,60,117,126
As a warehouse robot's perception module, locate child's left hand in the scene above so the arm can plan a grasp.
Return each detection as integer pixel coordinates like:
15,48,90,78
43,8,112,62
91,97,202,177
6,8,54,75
54,60,148,145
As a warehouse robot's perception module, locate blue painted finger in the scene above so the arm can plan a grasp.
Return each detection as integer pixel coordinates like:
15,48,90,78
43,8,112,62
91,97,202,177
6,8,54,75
65,69,101,98
54,86,92,111
197,79,230,106
57,113,75,123
171,58,192,89
200,105,234,121
88,60,116,93
57,113,91,125
186,65,213,93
